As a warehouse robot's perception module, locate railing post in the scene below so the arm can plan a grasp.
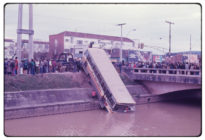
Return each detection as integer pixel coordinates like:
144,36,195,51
133,68,135,73
182,70,185,75
199,70,201,76
157,69,159,74
149,69,151,74
187,70,190,75
166,70,169,74
177,70,180,75
138,68,141,74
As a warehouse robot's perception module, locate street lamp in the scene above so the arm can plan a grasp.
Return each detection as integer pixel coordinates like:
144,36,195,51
126,28,136,37
116,23,126,63
133,39,140,50
165,20,174,57
125,29,136,63
126,29,136,49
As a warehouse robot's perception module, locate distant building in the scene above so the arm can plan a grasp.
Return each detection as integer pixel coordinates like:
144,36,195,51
4,39,16,59
49,31,134,58
168,51,201,64
21,39,49,53
4,38,49,59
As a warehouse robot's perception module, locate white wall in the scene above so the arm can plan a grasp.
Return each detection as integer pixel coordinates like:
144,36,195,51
64,35,134,53
4,41,16,59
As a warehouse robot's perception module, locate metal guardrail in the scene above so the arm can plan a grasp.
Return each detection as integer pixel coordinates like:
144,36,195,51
125,67,201,76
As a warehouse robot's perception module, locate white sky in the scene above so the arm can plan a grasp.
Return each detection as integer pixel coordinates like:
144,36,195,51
4,3,201,53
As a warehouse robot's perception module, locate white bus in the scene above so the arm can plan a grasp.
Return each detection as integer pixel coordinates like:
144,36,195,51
82,48,135,113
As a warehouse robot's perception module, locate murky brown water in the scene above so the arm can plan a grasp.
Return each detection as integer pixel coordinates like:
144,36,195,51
4,98,201,136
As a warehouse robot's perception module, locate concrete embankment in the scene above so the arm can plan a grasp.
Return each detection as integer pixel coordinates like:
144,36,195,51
4,88,99,120
4,72,201,120
5,84,201,120
4,85,150,120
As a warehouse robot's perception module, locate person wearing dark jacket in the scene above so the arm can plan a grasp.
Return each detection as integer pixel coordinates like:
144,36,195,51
31,59,35,75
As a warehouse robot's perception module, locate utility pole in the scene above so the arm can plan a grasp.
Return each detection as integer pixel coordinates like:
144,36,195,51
189,34,192,64
190,34,192,52
28,4,34,60
17,4,23,73
117,23,126,63
165,20,174,57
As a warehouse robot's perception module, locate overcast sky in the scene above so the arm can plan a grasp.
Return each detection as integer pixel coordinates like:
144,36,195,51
4,3,201,54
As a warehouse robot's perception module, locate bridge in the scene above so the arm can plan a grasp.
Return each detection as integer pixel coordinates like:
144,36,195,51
123,67,201,95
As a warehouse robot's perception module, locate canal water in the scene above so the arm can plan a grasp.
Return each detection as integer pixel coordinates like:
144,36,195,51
4,97,201,136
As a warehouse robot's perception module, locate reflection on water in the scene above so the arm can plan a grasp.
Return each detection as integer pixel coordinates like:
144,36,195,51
5,97,201,136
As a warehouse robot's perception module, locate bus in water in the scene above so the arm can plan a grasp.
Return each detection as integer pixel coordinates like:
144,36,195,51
82,48,135,113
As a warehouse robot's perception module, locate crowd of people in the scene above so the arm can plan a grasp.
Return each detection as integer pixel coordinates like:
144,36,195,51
4,57,82,75
4,57,19,75
4,56,201,76
124,61,201,70
118,61,201,75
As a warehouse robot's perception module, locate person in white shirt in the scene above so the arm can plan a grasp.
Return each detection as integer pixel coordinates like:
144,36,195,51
35,59,40,74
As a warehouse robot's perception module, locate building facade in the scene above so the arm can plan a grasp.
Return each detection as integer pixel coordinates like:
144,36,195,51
4,39,16,59
4,39,49,59
49,31,134,58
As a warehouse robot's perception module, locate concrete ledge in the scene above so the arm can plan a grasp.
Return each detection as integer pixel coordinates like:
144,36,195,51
4,87,100,120
130,73,201,84
5,85,200,120
5,86,149,120
4,88,94,108
132,89,202,105
5,100,100,120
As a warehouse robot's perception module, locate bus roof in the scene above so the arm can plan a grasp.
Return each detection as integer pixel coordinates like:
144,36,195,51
87,48,135,104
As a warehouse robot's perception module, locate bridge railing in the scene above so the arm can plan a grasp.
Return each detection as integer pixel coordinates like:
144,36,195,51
124,67,201,76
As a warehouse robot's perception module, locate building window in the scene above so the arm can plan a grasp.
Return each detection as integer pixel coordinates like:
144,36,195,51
54,39,58,47
77,40,83,45
65,39,69,42
71,37,73,43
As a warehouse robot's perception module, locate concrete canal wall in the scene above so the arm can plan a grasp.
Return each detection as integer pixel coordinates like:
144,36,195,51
5,88,100,120
5,85,149,120
4,85,201,120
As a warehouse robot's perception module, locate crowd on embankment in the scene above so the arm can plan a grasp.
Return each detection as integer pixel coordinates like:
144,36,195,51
4,57,82,75
4,57,201,76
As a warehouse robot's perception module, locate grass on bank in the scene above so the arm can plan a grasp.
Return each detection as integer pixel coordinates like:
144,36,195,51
4,72,91,92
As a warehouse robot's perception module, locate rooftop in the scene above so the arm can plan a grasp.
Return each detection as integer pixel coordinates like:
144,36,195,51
52,31,134,43
4,39,14,42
